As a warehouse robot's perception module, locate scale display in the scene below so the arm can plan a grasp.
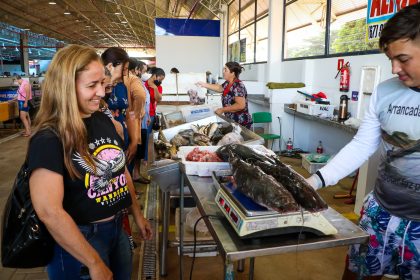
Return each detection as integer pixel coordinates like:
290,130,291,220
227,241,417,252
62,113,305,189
213,172,338,239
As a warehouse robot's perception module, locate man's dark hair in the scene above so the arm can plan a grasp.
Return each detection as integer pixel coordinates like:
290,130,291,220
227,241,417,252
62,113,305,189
128,58,139,71
379,3,420,51
151,67,165,77
138,60,147,70
225,61,244,78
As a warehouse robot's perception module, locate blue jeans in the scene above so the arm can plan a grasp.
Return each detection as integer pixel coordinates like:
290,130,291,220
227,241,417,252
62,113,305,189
47,213,132,280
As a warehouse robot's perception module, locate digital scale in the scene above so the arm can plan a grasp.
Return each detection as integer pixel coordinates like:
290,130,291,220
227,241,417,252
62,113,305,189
212,171,338,239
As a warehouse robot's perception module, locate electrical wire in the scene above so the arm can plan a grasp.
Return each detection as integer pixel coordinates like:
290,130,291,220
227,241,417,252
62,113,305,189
189,214,221,280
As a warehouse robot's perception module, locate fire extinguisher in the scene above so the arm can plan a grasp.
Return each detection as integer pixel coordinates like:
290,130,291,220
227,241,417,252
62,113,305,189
337,62,350,92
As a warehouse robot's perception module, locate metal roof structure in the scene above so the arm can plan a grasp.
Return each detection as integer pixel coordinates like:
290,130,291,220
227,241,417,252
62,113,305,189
0,0,229,60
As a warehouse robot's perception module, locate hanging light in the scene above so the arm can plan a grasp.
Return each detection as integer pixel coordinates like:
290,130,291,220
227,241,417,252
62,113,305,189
28,48,32,54
38,50,41,56
2,43,5,50
15,46,19,52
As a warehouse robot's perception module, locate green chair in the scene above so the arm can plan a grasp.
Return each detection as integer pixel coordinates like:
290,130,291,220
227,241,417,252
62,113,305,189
252,112,281,151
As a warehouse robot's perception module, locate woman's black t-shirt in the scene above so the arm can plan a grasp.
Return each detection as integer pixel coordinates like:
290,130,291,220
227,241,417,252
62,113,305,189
27,112,132,224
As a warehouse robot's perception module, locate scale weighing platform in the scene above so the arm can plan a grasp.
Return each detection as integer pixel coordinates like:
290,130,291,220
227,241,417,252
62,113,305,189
212,171,338,239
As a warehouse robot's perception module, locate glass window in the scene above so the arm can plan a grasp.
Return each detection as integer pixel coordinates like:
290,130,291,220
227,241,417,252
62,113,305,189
239,23,255,63
228,32,240,62
284,0,327,59
228,1,239,34
329,0,377,54
240,0,256,27
256,0,269,20
256,16,268,62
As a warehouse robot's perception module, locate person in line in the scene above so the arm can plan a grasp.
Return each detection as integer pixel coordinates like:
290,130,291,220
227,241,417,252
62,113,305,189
306,4,420,280
145,67,165,137
13,75,32,136
197,62,252,129
28,44,152,280
101,48,144,165
135,61,151,184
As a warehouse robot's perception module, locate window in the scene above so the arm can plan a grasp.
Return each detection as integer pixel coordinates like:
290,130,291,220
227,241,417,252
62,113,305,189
227,0,269,64
256,16,268,62
283,0,378,60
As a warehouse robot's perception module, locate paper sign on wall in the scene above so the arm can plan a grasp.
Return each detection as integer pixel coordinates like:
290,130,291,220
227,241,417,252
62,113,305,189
366,0,420,42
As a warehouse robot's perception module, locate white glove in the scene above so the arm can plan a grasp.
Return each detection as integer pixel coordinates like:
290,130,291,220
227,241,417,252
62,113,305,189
305,174,323,190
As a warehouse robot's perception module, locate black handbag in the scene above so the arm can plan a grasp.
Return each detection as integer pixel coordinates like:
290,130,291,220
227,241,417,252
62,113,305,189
152,114,161,131
1,161,54,268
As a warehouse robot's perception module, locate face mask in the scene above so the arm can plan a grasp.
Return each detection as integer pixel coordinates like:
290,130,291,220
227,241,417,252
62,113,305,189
13,81,19,86
141,73,151,82
154,80,162,87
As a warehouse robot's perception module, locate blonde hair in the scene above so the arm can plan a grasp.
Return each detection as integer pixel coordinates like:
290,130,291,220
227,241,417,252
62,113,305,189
33,44,100,179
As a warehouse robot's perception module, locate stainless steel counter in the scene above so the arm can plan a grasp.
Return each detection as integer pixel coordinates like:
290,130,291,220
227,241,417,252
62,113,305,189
180,169,369,279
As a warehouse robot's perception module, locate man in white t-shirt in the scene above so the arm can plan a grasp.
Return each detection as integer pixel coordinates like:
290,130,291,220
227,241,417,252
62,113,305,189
307,4,420,280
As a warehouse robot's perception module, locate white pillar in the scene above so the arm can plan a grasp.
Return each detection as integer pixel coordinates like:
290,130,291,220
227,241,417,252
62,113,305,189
266,0,284,83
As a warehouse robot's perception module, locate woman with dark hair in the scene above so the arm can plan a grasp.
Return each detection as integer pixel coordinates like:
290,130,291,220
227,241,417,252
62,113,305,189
197,61,252,129
101,48,144,164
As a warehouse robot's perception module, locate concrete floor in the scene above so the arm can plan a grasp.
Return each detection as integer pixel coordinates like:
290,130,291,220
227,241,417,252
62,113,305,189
0,132,393,280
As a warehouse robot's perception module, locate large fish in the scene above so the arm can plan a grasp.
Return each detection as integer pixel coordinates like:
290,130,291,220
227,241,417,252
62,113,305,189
252,160,328,212
216,144,276,164
230,156,300,213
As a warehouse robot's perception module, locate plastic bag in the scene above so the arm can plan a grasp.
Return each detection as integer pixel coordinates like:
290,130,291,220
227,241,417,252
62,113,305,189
185,207,209,234
217,132,244,146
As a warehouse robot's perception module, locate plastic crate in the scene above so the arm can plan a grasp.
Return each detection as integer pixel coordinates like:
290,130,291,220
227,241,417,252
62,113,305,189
301,154,330,174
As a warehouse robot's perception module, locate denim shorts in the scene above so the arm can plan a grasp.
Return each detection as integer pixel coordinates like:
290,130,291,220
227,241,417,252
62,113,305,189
348,192,420,280
47,213,132,280
18,100,29,112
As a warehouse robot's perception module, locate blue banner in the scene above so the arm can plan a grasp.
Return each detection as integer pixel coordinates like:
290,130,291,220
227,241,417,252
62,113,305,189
155,18,220,37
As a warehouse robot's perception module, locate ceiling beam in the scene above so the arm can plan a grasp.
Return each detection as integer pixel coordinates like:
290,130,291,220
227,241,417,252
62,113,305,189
62,0,123,46
0,4,92,46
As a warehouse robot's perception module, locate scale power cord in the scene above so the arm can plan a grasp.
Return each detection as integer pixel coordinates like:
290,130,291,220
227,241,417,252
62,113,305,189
189,214,222,280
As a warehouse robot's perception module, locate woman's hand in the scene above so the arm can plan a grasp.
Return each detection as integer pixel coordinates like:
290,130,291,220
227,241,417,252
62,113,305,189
215,108,224,115
125,142,137,163
137,216,153,240
196,81,207,88
135,215,153,240
89,261,113,280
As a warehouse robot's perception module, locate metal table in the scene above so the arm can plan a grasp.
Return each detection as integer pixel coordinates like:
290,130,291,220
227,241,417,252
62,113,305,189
178,165,369,280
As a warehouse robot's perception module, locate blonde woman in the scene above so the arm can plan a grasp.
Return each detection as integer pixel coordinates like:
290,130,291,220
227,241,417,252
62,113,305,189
28,45,152,280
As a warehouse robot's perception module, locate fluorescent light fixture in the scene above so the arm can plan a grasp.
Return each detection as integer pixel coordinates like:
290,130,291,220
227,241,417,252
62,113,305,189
121,21,127,24
48,2,56,4
93,30,98,33
86,25,91,28
23,28,30,31
114,12,121,15
64,11,71,15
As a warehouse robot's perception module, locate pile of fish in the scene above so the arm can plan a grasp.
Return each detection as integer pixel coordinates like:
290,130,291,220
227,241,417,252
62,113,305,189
154,122,244,160
216,144,328,213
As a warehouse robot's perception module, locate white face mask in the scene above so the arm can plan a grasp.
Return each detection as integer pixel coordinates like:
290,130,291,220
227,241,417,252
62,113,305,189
13,81,19,86
141,73,151,82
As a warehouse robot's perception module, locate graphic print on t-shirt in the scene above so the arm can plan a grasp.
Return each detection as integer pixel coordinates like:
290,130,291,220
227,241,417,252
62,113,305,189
73,143,129,206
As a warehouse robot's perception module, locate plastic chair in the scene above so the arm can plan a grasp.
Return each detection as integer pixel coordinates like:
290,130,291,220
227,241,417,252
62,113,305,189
252,112,281,151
